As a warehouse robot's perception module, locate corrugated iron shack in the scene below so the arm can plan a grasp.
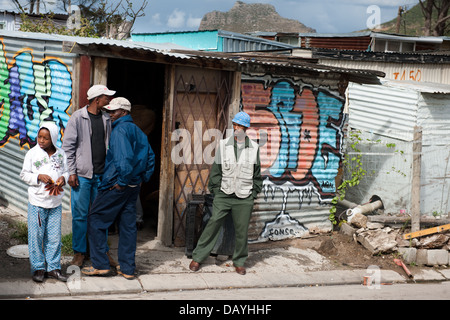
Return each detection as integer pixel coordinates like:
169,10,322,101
347,80,450,218
0,31,382,247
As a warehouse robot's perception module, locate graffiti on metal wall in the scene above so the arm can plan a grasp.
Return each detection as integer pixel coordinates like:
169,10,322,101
241,79,345,240
0,40,72,149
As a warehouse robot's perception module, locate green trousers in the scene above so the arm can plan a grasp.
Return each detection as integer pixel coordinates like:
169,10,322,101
192,191,254,267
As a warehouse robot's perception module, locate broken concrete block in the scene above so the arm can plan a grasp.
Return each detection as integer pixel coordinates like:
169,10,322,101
356,228,398,255
426,249,449,266
366,222,384,230
398,247,417,265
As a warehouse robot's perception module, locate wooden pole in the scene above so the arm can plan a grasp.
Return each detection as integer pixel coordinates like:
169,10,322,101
411,126,422,232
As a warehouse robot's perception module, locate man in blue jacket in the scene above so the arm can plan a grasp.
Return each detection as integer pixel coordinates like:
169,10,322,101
82,97,155,280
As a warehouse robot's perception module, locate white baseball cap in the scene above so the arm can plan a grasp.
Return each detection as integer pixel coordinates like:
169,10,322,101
87,84,116,100
103,97,131,111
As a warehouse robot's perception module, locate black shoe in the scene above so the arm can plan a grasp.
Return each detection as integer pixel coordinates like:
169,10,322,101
46,269,68,282
32,270,45,283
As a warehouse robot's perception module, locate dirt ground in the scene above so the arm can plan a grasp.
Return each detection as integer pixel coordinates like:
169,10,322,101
0,205,417,281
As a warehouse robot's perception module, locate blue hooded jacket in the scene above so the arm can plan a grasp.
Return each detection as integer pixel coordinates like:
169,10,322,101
99,114,155,190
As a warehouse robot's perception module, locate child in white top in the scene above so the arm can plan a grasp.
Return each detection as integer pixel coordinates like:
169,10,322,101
20,122,69,282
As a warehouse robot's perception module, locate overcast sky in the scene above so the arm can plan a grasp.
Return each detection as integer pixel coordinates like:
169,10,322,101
1,0,421,34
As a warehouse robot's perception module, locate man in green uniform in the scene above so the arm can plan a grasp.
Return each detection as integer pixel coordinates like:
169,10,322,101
189,111,262,275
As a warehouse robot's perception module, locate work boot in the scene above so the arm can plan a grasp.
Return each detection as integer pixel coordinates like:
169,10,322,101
71,253,85,267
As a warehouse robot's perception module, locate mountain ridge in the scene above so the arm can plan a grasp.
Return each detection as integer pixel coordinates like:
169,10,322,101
199,1,316,34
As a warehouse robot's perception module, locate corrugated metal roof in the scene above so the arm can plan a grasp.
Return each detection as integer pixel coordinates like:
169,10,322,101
0,30,383,83
0,30,190,57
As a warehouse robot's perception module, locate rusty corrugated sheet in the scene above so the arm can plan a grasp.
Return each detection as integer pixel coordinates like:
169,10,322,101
301,36,371,51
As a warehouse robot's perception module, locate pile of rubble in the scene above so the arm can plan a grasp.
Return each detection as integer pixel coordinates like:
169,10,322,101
340,211,450,267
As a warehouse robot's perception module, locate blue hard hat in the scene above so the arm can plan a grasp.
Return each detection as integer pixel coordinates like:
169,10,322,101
232,111,251,128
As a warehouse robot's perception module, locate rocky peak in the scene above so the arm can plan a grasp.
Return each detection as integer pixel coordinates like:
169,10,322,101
199,1,316,34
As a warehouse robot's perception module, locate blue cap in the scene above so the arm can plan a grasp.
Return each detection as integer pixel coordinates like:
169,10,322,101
232,111,251,128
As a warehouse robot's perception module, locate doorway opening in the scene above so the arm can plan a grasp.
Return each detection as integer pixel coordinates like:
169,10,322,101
107,58,164,239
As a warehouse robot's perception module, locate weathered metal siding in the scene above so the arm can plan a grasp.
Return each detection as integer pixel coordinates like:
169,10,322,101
132,30,293,52
241,75,346,242
347,82,450,216
417,93,450,215
301,36,371,51
0,12,20,31
0,35,74,213
347,82,419,141
321,59,450,85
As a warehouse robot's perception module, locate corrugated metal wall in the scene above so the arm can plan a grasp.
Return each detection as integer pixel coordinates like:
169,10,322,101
321,59,450,85
347,82,419,141
241,75,346,242
132,30,293,52
0,35,74,213
417,93,450,215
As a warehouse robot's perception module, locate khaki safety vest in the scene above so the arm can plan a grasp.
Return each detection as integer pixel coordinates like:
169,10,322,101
219,136,259,198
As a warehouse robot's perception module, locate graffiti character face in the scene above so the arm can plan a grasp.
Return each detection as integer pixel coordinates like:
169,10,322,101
37,128,54,152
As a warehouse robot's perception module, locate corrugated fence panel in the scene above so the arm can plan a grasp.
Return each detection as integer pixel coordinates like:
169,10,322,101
0,35,75,213
346,82,450,217
241,75,346,242
417,93,450,215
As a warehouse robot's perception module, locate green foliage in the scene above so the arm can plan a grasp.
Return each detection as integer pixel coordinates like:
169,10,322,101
19,12,97,37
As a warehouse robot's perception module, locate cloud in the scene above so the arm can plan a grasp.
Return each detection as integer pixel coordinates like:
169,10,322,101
187,16,202,29
151,13,162,26
167,8,186,28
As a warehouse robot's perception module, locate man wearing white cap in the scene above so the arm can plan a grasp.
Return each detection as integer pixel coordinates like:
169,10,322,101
82,97,155,280
62,84,115,268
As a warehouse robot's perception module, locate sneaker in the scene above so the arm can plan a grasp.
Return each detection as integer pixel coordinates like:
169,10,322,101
81,266,111,277
71,253,85,267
